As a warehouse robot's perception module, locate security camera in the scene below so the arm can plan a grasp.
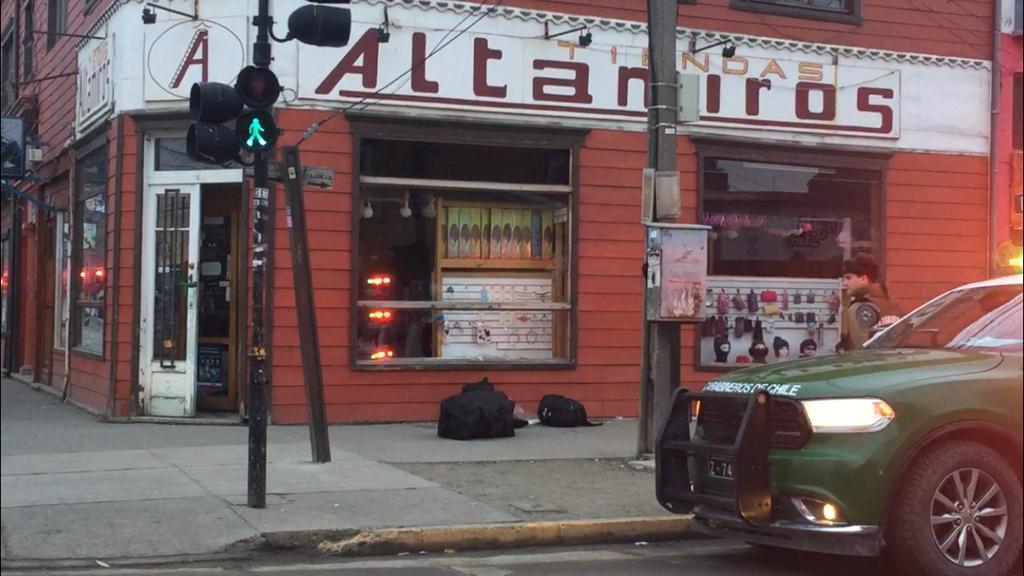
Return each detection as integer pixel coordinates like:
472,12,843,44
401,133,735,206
142,7,156,24
722,42,737,58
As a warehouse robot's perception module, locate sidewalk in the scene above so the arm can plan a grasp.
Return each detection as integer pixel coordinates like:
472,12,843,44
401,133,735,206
0,378,691,567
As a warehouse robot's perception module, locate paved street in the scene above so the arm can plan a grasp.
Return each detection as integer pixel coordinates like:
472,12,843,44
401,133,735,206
0,541,894,576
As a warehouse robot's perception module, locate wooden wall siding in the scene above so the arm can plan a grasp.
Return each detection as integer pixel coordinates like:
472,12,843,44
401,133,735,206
112,116,138,417
266,114,992,423
498,0,992,61
885,152,989,307
66,118,122,415
0,0,116,168
266,116,664,423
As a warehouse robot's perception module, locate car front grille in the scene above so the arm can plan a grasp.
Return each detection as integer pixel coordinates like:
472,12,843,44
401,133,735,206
696,395,811,450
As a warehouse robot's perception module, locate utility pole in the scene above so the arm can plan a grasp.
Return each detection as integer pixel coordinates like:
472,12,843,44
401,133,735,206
247,0,274,509
638,0,681,456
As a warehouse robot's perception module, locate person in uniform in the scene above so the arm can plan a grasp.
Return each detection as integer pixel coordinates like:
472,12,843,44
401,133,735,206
840,253,901,351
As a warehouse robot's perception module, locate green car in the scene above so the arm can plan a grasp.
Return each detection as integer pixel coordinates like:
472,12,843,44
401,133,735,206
656,274,1023,576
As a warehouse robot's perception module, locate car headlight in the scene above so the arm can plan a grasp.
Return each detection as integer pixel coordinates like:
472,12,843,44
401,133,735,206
800,398,895,433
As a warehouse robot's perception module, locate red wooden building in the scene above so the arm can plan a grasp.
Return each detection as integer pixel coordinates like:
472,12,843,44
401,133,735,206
1,0,1019,423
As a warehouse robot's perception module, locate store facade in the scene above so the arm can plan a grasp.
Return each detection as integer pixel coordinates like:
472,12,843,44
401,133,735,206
46,0,994,422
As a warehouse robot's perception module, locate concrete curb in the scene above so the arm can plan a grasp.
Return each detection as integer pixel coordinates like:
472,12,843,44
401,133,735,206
298,516,697,556
0,516,698,570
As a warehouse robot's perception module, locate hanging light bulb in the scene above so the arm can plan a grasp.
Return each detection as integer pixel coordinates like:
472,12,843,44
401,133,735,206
361,200,374,219
421,195,437,219
399,192,412,218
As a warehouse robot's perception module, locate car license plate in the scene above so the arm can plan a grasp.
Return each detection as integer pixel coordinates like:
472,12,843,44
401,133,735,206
708,458,734,479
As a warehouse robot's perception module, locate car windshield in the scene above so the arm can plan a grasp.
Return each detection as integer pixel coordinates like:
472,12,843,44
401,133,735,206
866,283,1023,352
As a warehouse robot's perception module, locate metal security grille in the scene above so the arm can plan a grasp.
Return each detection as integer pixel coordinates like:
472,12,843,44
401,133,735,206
153,190,190,367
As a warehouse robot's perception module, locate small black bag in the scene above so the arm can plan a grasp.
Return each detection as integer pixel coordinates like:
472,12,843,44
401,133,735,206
537,394,602,428
438,390,516,440
461,377,495,394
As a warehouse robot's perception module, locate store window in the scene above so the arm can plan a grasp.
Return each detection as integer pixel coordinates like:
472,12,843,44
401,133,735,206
353,126,579,368
731,0,861,24
154,137,239,171
54,211,69,348
72,145,107,355
703,157,879,278
697,144,884,370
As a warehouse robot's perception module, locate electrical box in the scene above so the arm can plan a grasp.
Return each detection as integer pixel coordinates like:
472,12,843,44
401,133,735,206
645,223,710,322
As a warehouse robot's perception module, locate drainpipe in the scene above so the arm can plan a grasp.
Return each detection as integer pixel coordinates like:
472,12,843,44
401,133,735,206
62,157,74,402
989,1,1003,277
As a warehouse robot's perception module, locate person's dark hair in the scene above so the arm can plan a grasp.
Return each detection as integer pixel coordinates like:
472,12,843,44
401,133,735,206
842,252,880,282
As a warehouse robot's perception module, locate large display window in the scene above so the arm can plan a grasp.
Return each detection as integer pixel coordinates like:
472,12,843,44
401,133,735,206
352,124,581,368
696,143,886,369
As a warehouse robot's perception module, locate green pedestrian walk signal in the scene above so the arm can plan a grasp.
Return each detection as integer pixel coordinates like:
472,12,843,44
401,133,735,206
236,111,278,152
247,117,267,147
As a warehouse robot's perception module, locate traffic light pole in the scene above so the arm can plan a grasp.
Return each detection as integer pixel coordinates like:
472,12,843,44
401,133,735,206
637,0,681,456
247,0,273,509
249,154,270,509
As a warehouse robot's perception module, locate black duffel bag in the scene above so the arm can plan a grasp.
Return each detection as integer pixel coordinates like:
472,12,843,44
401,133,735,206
437,389,516,440
537,394,602,428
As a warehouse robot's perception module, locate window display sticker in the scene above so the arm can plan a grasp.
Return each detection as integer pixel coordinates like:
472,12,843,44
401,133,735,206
441,276,554,360
658,228,707,320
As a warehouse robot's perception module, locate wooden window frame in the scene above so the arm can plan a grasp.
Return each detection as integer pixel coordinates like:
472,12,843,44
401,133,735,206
46,0,67,51
348,115,587,371
731,0,863,26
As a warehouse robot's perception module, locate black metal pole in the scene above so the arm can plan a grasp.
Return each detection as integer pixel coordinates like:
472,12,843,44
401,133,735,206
248,154,270,509
247,0,273,509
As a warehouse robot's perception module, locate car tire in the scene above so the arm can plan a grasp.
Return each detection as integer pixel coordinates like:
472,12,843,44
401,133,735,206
887,440,1022,576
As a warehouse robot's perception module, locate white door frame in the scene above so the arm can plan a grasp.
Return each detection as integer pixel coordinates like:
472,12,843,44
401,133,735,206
139,133,242,417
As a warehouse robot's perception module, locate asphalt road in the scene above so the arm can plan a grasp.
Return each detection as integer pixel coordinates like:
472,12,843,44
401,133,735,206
2,540,899,576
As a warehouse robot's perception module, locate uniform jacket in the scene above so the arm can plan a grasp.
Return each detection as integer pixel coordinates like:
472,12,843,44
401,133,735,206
841,283,901,350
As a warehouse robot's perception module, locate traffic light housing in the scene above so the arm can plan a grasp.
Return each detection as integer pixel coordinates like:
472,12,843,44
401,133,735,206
187,82,244,164
187,67,281,163
288,2,352,47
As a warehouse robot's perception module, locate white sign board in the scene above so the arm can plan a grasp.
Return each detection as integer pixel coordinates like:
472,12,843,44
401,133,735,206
298,3,900,138
144,18,248,101
77,35,113,136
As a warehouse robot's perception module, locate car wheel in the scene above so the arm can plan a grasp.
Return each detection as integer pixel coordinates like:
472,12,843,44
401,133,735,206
888,440,1023,576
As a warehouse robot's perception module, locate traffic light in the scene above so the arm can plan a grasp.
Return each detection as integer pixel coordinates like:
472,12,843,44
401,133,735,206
186,66,281,163
235,66,281,153
187,82,243,164
287,1,352,47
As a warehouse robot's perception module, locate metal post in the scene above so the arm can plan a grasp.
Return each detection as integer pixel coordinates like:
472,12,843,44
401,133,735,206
282,146,331,463
638,0,681,455
248,154,270,509
247,0,273,509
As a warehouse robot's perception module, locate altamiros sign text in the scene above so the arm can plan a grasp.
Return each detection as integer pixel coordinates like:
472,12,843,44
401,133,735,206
297,4,901,137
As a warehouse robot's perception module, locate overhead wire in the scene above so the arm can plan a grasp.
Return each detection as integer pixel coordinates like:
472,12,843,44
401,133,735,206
295,0,505,147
